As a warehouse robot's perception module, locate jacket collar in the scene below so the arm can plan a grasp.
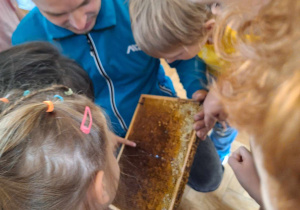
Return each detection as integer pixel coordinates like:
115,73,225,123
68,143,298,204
44,0,116,39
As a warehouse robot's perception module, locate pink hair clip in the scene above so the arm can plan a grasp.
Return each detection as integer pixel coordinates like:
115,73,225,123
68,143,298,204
80,106,93,134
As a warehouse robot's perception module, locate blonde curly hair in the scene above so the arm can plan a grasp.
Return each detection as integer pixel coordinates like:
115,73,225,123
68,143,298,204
214,0,300,209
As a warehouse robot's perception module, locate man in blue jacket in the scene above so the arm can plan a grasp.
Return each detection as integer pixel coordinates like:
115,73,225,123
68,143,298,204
13,0,223,193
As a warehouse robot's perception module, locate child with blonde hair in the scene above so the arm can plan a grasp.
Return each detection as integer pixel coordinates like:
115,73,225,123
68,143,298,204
213,0,300,209
0,86,120,210
130,0,242,163
0,41,135,147
0,43,121,209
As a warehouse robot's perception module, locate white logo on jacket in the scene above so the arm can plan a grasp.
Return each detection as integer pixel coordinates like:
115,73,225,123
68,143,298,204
127,44,141,54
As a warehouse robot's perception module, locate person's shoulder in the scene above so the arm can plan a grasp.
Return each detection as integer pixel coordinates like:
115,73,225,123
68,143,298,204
113,0,129,11
12,7,48,45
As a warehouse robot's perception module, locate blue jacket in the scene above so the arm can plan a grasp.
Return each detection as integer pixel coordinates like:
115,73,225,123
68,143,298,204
12,0,207,137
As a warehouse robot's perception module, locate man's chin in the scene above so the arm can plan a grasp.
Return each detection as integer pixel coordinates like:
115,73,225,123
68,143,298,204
70,27,93,35
69,21,95,34
72,29,91,34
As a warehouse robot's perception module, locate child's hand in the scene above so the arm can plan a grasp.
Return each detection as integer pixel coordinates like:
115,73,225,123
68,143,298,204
192,89,208,103
203,90,227,130
228,146,262,206
193,90,227,139
193,111,210,140
111,132,136,147
192,90,209,140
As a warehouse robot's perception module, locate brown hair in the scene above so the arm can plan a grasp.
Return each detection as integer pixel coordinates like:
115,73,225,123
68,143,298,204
130,0,212,56
0,85,117,210
0,42,94,101
214,0,300,208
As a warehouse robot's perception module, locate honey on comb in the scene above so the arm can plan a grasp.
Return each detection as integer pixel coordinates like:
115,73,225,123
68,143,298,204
113,95,200,210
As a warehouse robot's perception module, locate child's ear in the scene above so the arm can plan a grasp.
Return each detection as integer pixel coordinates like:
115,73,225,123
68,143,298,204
94,171,110,205
204,19,216,31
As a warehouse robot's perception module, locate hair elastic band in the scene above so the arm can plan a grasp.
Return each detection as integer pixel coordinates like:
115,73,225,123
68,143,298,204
80,106,93,134
43,101,54,112
53,95,64,102
23,90,30,96
0,98,9,103
64,88,73,96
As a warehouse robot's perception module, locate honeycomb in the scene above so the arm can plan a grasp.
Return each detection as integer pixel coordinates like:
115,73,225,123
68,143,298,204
113,95,201,210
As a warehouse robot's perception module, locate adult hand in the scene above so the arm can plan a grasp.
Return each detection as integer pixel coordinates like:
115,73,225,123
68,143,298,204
229,146,262,206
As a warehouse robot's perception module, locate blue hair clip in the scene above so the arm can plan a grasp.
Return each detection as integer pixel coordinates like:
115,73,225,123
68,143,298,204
53,95,64,102
23,90,30,96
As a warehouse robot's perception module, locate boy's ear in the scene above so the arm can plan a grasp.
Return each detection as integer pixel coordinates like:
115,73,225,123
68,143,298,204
204,19,216,31
94,171,110,205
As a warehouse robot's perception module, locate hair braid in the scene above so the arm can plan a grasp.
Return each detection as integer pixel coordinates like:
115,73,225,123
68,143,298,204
0,85,70,118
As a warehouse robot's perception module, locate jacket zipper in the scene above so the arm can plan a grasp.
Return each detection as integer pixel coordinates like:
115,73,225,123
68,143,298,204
86,33,128,132
159,84,173,96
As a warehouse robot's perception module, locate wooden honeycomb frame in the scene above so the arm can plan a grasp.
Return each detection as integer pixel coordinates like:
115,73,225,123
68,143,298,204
111,95,201,210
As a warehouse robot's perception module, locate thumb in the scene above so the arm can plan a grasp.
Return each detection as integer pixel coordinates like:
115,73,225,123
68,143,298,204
217,111,228,122
228,156,241,172
238,146,252,161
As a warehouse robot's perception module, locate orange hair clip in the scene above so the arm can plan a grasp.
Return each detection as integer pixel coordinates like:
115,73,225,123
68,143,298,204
0,98,9,103
43,101,54,112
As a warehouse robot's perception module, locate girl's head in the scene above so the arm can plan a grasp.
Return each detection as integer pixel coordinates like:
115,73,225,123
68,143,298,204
0,85,119,210
214,0,300,209
130,0,215,62
0,41,94,100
